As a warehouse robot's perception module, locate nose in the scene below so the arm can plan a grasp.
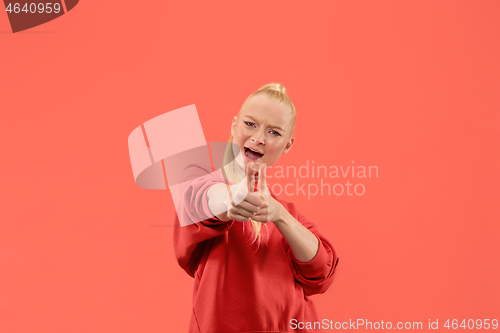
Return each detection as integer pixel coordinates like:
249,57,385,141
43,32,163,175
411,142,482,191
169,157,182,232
251,129,265,145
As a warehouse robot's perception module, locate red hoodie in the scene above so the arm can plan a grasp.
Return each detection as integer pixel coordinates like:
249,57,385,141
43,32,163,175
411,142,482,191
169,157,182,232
173,164,339,333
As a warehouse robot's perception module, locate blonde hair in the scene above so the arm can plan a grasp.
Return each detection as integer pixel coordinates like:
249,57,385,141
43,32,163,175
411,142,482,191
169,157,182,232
222,83,296,248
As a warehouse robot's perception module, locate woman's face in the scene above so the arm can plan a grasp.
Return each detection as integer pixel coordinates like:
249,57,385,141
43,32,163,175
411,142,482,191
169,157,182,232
231,95,295,172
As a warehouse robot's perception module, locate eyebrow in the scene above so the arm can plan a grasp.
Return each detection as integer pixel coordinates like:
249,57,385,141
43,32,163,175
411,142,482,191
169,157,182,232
243,115,286,132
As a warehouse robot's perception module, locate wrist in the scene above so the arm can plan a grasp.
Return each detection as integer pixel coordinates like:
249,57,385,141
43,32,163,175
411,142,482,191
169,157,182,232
274,202,290,226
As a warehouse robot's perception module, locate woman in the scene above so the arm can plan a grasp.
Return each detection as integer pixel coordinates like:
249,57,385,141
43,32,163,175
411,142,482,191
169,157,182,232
173,83,339,333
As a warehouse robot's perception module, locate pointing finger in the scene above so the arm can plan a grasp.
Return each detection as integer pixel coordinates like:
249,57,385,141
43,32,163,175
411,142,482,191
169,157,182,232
258,163,267,193
246,162,256,193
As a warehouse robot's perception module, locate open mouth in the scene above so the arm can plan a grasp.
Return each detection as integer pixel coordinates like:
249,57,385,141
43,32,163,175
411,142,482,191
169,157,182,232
244,147,264,161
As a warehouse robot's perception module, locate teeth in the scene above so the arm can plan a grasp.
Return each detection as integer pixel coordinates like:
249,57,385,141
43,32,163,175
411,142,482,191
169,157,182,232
247,147,262,154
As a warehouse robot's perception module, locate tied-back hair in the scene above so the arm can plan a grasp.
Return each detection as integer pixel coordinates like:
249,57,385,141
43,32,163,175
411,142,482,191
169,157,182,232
221,83,296,248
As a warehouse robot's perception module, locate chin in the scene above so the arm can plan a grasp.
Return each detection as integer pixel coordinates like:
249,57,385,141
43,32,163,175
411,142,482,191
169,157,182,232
244,155,264,166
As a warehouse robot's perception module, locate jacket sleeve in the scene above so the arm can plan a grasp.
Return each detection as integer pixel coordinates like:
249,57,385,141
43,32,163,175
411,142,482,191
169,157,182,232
282,202,339,296
173,164,234,277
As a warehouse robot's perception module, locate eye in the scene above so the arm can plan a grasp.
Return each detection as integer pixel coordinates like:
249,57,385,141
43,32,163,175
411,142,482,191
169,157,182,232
270,130,281,136
244,121,256,128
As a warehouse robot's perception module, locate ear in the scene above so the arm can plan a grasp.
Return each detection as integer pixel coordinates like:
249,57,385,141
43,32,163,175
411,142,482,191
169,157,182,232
282,136,295,154
231,116,237,136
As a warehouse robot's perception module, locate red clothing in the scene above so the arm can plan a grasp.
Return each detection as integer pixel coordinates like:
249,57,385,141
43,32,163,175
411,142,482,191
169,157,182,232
173,165,339,333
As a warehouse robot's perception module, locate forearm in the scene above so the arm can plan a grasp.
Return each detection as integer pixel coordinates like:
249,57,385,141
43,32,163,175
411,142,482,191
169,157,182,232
207,183,233,221
273,207,319,263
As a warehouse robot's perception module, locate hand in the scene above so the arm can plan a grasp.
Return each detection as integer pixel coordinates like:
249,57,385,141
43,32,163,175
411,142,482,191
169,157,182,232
251,163,285,224
225,162,264,222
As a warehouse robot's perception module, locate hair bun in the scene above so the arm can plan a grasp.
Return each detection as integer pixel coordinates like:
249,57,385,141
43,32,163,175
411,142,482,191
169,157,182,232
266,83,287,95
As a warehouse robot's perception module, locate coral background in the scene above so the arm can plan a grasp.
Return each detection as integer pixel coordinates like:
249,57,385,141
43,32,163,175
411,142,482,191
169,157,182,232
1,1,499,331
